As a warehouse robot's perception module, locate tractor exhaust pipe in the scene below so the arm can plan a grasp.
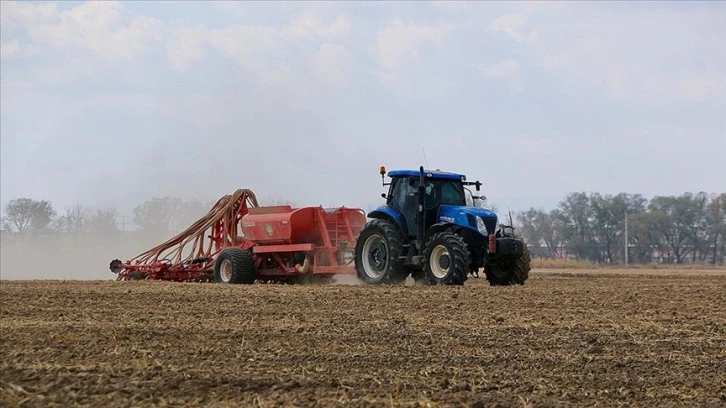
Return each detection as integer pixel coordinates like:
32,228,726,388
418,165,426,255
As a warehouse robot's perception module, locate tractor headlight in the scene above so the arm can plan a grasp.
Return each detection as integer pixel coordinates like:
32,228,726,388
476,216,487,235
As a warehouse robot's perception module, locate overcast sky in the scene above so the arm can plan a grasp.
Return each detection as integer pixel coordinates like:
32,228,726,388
1,1,724,221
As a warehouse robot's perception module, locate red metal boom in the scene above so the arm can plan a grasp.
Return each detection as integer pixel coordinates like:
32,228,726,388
110,189,258,282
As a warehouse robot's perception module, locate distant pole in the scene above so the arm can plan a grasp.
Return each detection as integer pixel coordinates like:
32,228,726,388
624,212,629,265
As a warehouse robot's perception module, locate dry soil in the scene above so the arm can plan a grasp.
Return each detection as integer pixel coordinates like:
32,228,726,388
1,269,725,407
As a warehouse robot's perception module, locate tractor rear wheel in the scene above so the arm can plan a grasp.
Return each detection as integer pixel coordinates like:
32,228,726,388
423,232,470,286
484,246,531,286
354,219,407,284
214,247,256,284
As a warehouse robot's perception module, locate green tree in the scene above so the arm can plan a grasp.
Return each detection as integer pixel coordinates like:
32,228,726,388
649,194,702,264
627,212,662,263
705,193,726,264
557,192,596,261
590,193,647,264
690,192,711,262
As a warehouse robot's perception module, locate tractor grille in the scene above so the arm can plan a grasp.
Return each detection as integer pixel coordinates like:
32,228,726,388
484,218,497,235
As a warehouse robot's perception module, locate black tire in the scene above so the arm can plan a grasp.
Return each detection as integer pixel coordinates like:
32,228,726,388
485,245,531,286
423,232,470,286
214,247,256,284
354,219,408,284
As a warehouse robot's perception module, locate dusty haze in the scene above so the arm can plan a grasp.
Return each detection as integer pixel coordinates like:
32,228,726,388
1,1,725,279
0,230,179,280
0,230,372,281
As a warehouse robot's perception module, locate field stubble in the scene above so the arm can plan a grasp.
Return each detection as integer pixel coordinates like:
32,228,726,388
1,269,725,407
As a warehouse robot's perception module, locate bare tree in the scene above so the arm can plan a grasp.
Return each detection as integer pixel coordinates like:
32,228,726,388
3,198,34,233
3,198,56,234
133,197,183,233
59,203,92,236
174,200,207,231
517,208,547,258
518,208,567,259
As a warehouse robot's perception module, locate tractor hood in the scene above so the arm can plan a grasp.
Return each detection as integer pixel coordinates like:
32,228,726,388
437,205,498,236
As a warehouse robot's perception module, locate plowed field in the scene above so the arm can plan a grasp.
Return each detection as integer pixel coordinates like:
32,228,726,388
2,270,725,407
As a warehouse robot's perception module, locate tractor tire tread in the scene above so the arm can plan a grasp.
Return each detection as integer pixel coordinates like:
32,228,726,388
423,231,470,286
354,219,407,284
485,244,531,286
512,245,531,284
215,247,256,284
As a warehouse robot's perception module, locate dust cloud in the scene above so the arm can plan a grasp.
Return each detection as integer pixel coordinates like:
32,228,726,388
331,274,361,285
0,231,175,281
0,232,370,283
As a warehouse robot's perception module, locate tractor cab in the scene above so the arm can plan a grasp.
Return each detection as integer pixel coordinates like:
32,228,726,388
385,169,467,237
373,167,497,240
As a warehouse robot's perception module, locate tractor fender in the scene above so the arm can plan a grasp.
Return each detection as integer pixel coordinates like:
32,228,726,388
421,223,483,244
422,223,459,245
424,221,483,244
367,207,407,236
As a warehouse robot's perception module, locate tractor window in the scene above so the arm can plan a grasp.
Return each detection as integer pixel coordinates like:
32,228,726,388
389,177,418,236
389,178,413,211
440,182,465,206
389,177,465,236
421,180,465,209
465,188,474,207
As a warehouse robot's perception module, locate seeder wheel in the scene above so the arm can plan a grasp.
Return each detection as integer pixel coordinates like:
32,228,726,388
214,247,256,284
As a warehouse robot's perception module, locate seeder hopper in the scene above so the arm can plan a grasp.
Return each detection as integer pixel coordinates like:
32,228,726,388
110,189,366,284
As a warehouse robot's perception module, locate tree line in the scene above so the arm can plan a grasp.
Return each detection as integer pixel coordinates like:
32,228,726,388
0,194,293,239
0,197,218,239
515,192,726,265
2,192,725,265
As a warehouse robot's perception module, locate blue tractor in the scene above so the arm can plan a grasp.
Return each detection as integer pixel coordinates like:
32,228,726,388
354,166,531,286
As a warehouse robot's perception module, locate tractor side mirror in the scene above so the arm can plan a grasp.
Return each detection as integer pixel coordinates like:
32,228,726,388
381,193,386,199
475,181,481,191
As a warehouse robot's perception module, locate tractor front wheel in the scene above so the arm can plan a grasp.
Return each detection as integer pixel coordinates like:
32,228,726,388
354,219,407,284
214,247,256,284
423,232,471,286
484,245,531,286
